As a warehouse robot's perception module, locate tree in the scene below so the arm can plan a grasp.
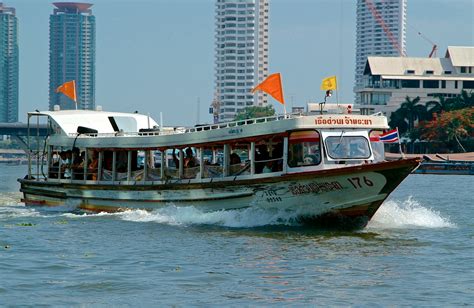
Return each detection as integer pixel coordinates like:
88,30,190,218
390,96,427,135
234,106,276,121
425,94,454,115
419,108,474,152
388,109,409,135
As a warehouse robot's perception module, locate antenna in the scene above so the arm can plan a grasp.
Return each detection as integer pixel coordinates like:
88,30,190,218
197,97,201,124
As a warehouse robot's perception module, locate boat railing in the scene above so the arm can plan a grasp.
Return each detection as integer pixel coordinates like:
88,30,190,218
67,112,303,138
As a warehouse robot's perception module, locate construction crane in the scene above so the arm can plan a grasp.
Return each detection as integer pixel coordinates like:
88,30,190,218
417,30,438,58
364,0,405,56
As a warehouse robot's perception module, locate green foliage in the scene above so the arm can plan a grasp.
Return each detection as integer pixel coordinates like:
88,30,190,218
234,106,276,121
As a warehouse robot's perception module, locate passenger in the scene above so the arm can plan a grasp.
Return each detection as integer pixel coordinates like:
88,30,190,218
172,149,180,168
88,151,99,180
60,150,72,178
230,152,241,165
71,147,84,179
288,144,303,167
255,144,269,174
184,147,198,168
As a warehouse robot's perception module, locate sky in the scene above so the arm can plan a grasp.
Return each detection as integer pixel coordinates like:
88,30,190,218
9,0,474,125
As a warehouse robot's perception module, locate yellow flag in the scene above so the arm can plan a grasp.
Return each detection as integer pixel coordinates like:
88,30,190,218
321,76,337,91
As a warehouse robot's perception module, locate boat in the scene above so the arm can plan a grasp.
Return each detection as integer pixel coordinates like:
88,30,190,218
18,109,419,228
414,154,474,175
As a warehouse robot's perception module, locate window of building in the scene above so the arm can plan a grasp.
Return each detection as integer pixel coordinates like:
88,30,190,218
461,67,467,73
425,70,434,74
401,80,420,88
423,80,439,88
463,81,474,89
441,80,446,88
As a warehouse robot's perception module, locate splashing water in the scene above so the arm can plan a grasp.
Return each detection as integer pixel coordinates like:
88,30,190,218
118,205,300,228
367,197,455,229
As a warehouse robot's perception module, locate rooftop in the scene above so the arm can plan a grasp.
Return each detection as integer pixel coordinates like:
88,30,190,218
52,2,93,14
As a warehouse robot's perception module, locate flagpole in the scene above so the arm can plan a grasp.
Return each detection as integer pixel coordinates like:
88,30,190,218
396,127,405,158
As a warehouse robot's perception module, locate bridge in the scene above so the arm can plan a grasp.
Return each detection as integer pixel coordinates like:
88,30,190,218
0,122,49,152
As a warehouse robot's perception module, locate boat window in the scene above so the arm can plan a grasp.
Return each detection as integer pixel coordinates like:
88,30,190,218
288,130,321,167
108,116,137,133
203,147,224,178
230,144,250,176
255,136,284,174
369,131,385,162
325,136,371,159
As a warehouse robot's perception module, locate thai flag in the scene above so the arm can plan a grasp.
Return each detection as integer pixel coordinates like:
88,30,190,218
379,129,399,143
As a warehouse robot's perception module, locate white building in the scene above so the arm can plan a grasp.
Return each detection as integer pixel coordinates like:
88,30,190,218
356,46,474,116
355,0,406,95
214,0,269,121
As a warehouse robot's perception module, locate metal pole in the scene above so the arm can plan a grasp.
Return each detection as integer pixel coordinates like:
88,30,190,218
112,151,116,182
127,150,132,181
199,147,204,179
160,150,165,180
36,115,40,179
143,150,148,183
98,151,103,181
179,149,184,178
83,149,88,181
250,142,255,175
223,144,229,177
282,137,288,173
27,114,31,179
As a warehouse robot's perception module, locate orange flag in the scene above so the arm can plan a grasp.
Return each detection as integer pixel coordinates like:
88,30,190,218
252,73,285,105
56,80,77,102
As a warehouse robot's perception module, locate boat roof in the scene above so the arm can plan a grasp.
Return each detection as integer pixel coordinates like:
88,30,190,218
34,110,159,135
38,110,390,149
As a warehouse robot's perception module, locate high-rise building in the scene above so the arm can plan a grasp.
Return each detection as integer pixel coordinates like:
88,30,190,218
355,0,406,103
0,3,18,123
214,0,269,121
49,2,95,111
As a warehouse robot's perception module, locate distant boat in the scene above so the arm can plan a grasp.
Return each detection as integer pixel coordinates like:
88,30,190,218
414,154,474,175
19,109,419,229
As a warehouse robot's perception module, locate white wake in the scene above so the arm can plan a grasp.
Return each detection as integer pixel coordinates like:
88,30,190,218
367,197,455,229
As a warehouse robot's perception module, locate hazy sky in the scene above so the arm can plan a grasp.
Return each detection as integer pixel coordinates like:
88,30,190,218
10,0,474,125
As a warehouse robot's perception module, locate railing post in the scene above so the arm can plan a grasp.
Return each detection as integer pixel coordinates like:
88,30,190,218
250,141,255,175
179,149,184,178
27,114,31,179
160,150,165,180
83,149,88,181
98,151,103,181
127,150,132,181
143,150,148,183
112,151,117,182
199,147,204,180
283,136,288,173
223,144,229,177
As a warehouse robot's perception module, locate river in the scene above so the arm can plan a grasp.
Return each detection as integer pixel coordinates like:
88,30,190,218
0,165,472,305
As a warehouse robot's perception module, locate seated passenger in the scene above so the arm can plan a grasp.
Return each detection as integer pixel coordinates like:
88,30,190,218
184,147,198,168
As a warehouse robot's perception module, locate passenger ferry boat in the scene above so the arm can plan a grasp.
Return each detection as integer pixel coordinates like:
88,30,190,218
19,109,419,228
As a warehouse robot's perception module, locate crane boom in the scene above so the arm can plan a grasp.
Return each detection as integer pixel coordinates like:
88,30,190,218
364,0,405,56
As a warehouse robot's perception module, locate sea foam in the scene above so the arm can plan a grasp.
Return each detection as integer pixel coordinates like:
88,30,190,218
367,197,455,229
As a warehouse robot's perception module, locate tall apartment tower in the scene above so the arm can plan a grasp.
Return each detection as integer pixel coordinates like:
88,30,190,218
49,2,95,111
355,0,406,94
0,3,18,123
214,0,269,122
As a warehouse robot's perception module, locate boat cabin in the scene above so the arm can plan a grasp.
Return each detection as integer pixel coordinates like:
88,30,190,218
26,110,389,184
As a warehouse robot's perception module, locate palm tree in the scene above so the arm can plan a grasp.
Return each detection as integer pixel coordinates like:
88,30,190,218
454,90,474,110
425,94,454,115
398,96,427,131
389,109,408,135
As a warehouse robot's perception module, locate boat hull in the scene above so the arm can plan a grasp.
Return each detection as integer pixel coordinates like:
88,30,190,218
19,159,419,228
